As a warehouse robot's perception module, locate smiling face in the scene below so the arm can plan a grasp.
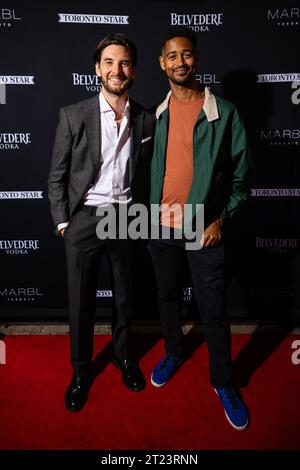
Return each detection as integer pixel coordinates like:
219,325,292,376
159,36,198,86
95,44,135,96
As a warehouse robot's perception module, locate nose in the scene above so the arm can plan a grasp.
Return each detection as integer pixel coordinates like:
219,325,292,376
175,55,186,67
112,62,123,75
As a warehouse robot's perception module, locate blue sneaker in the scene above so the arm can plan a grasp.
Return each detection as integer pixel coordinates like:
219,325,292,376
215,387,249,430
151,354,182,387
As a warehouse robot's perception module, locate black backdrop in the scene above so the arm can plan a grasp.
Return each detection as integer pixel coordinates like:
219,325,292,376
1,0,299,321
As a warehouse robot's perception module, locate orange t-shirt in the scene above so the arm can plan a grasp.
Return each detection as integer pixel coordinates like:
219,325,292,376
161,94,205,228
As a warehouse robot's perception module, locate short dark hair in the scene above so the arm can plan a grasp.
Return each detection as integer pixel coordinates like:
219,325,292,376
93,33,137,67
161,27,197,52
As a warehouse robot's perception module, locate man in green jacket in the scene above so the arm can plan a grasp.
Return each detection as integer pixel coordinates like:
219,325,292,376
149,27,252,431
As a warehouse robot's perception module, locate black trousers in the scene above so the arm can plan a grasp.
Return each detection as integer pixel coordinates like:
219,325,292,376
64,207,133,375
149,236,232,388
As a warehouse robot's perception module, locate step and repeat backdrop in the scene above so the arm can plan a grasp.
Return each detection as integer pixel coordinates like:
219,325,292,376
1,0,299,321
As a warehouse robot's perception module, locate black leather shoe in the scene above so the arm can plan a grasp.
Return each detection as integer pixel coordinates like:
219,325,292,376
112,357,146,391
65,373,90,412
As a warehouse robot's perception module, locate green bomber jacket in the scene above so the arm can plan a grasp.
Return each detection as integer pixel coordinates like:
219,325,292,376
150,87,252,228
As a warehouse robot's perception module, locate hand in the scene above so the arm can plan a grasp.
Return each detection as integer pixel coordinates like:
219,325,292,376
200,217,222,247
60,228,65,237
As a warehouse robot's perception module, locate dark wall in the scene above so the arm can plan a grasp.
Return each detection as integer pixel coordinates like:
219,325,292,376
1,0,299,320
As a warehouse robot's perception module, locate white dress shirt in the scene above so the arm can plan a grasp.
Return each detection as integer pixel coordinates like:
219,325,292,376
84,92,132,206
58,92,132,231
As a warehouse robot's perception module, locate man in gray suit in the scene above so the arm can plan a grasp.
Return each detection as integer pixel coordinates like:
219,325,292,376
48,33,155,412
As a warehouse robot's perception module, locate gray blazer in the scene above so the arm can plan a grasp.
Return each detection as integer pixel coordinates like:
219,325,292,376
48,95,155,228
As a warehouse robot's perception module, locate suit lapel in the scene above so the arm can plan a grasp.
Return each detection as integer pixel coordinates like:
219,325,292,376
129,100,143,181
84,95,101,174
84,96,143,181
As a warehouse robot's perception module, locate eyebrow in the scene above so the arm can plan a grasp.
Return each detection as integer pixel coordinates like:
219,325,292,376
103,57,130,63
166,48,192,56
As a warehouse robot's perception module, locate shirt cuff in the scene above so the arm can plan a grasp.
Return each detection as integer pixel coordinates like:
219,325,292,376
57,222,69,232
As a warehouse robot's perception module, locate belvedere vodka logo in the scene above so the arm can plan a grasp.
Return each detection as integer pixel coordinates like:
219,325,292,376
0,287,44,302
260,129,300,146
0,8,21,27
0,132,31,150
267,7,299,26
183,287,193,302
72,73,101,93
250,287,294,302
0,240,40,255
170,12,223,32
256,237,299,253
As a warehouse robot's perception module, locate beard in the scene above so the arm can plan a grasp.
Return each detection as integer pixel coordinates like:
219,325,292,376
101,75,134,96
167,66,196,86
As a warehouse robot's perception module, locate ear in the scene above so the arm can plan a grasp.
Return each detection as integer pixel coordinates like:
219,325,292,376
159,55,166,71
95,62,101,77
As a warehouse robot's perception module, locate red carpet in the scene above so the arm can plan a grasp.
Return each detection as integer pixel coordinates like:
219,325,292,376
0,332,299,450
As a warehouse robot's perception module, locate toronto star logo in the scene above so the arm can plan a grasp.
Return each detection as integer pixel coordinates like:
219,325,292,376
251,188,300,197
257,73,300,83
96,290,113,297
0,76,35,105
249,72,300,106
58,13,129,24
0,191,43,199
